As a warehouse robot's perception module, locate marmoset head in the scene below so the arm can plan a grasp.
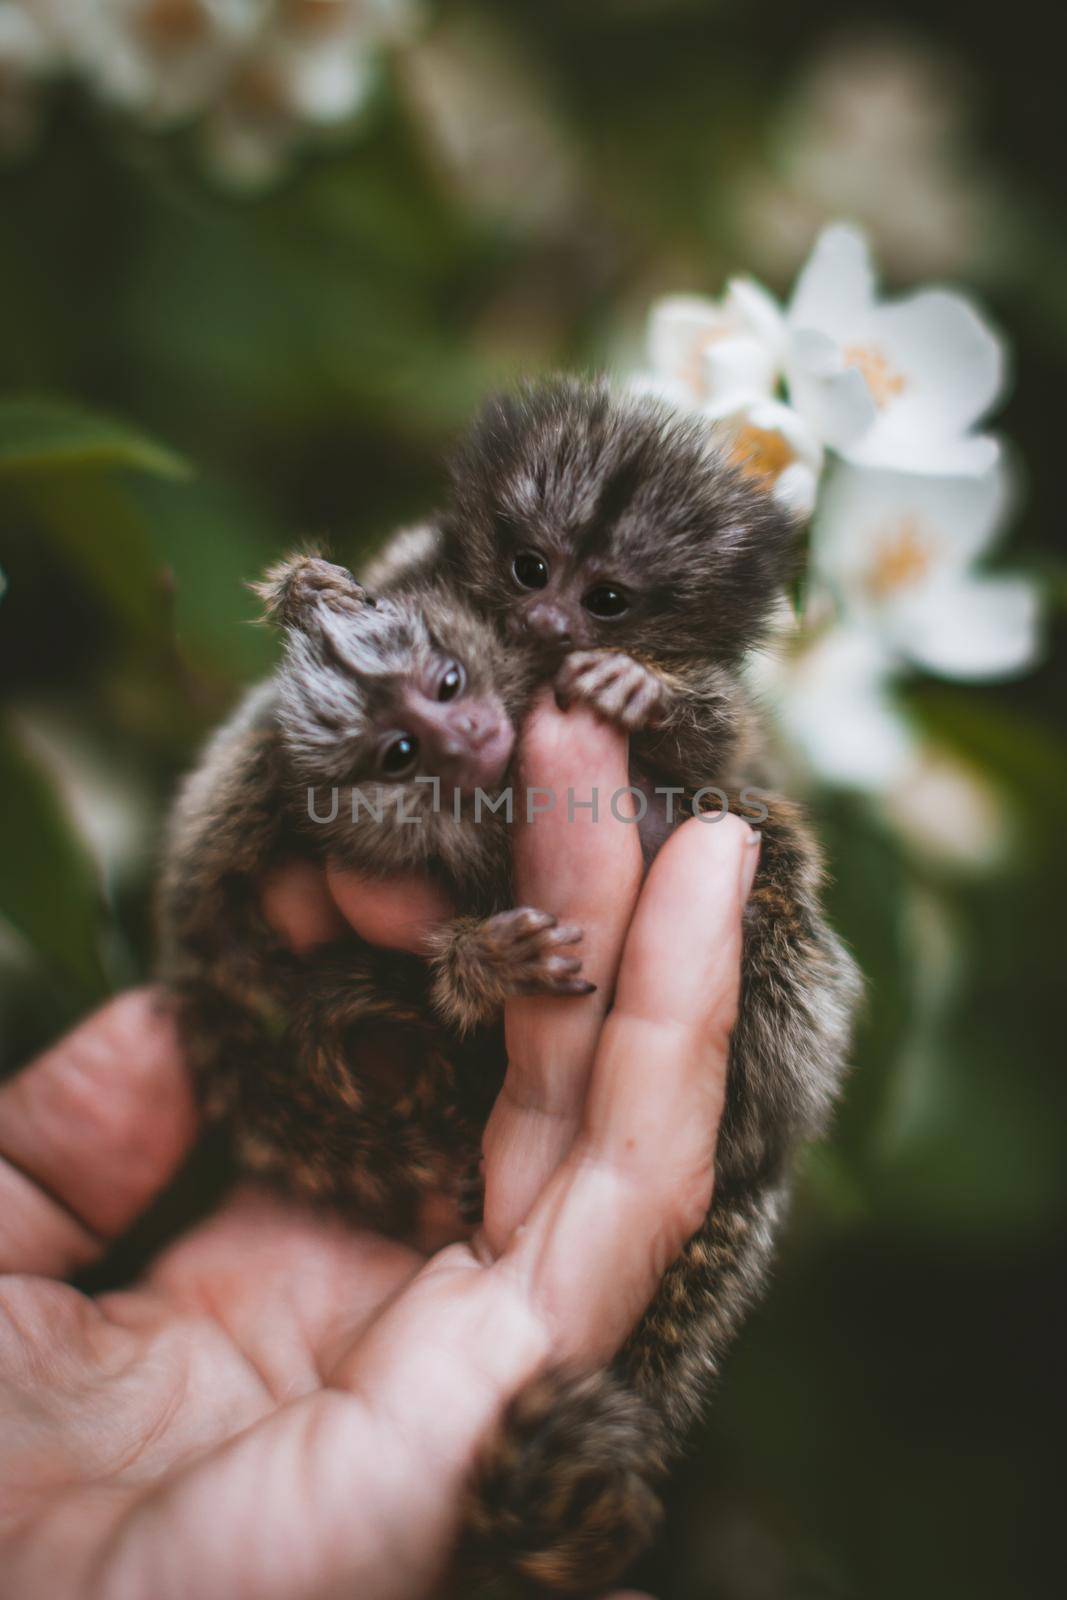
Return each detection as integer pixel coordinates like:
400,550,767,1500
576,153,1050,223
255,555,516,797
440,377,798,667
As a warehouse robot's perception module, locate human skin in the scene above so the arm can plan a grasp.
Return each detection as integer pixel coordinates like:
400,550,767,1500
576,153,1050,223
0,700,758,1600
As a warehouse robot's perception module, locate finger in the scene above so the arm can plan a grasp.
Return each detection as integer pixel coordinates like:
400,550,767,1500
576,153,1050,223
325,862,457,955
0,989,197,1276
260,858,349,952
259,855,457,958
482,693,644,1253
507,813,759,1367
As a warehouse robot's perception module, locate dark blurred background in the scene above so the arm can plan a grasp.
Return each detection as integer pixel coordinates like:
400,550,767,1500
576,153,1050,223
1,3,1064,1598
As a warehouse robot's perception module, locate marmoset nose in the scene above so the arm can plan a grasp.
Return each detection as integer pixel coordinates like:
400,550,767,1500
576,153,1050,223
526,602,572,645
454,711,493,747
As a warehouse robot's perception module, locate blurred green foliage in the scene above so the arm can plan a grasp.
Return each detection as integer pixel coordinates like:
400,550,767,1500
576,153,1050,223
1,3,1064,1598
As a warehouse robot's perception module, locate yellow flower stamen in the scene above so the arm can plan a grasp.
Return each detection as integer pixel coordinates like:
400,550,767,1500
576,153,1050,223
867,517,932,599
844,343,907,409
728,424,795,486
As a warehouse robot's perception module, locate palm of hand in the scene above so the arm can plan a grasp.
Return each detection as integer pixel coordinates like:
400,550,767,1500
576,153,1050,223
3,1173,538,1600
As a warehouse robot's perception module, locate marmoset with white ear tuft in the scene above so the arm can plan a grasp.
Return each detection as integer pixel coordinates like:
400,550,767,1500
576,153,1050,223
158,378,860,1597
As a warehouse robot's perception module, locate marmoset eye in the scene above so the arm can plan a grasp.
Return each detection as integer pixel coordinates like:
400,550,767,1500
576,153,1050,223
381,735,419,776
513,550,549,590
583,585,630,618
438,663,465,702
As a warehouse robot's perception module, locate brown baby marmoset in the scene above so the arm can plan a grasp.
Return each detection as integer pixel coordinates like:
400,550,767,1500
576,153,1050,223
158,377,860,1596
158,559,592,1233
362,377,861,1592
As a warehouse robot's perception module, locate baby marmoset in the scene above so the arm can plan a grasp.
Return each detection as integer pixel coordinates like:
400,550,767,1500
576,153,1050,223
361,377,860,1590
158,564,593,1232
159,377,860,1596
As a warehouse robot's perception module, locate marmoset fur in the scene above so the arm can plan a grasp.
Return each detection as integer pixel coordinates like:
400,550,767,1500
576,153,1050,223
158,562,593,1232
158,378,860,1596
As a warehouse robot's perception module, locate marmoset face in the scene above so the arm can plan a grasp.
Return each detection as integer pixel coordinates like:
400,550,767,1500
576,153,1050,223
366,657,515,796
500,540,649,658
268,559,515,796
442,377,797,667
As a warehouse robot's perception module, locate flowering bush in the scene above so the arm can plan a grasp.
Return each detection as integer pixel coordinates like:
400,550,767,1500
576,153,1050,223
635,224,1042,865
0,13,1063,1593
0,0,414,183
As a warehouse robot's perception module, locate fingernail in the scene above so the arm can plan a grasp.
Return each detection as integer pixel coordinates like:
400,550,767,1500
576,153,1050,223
739,827,761,902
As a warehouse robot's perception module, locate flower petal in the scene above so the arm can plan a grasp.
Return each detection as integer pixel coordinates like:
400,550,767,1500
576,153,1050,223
700,335,777,412
709,396,824,514
892,574,1041,680
882,748,1010,870
847,430,1001,477
773,460,820,518
786,327,878,449
285,44,373,125
744,396,824,471
789,223,876,340
647,295,726,394
724,276,788,362
627,373,695,410
839,288,1006,468
772,625,917,791
811,460,1012,606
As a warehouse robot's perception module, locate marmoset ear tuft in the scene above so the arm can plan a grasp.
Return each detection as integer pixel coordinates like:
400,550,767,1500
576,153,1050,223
250,553,373,629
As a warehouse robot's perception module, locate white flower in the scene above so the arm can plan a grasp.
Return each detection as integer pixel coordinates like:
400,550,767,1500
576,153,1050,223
2,0,414,180
73,0,259,125
755,622,1013,868
268,0,402,127
203,0,412,184
758,620,1011,876
812,458,1040,680
275,36,373,126
881,746,1010,870
641,282,820,514
758,622,917,792
646,278,786,414
787,223,1005,475
712,396,824,518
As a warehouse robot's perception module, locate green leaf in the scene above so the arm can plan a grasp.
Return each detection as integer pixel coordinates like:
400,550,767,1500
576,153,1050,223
3,468,171,639
0,399,190,481
0,718,109,1002
134,473,280,681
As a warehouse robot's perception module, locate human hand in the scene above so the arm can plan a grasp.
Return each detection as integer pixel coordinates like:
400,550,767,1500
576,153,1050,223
0,700,758,1599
